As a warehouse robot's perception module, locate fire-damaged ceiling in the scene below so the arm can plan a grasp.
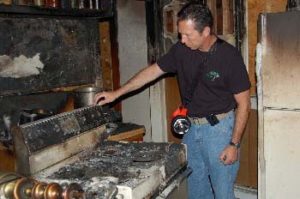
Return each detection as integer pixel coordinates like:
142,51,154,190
0,16,100,96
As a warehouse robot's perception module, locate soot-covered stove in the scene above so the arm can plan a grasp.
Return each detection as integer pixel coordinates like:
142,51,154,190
11,106,190,199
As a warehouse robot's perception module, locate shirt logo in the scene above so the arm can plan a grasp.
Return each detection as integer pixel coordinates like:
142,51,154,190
206,71,220,81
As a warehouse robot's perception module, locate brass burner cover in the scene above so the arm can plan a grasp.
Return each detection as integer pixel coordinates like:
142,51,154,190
44,183,63,199
0,172,23,199
32,182,47,199
13,178,36,199
0,181,16,199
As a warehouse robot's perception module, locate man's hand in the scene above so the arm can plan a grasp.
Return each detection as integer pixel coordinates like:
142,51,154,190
219,89,250,165
219,145,239,165
94,91,119,106
94,63,165,106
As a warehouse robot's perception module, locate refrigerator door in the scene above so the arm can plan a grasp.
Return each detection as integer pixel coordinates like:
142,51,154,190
258,11,300,199
264,109,300,199
258,11,300,109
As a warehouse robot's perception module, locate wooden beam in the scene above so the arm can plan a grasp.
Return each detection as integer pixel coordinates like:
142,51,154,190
207,0,218,33
99,22,113,91
107,127,145,141
222,0,234,34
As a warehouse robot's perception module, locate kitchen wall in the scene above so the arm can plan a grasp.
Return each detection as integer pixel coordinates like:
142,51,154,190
116,0,152,141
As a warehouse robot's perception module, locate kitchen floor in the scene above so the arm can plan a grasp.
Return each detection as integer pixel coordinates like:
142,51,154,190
234,185,258,199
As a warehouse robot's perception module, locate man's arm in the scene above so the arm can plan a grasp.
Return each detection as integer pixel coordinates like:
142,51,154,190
220,89,250,165
94,63,165,105
231,89,251,145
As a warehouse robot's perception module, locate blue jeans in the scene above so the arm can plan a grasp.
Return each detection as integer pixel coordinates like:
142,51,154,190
183,111,239,199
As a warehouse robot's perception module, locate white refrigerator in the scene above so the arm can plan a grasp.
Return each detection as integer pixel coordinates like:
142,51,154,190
257,10,300,199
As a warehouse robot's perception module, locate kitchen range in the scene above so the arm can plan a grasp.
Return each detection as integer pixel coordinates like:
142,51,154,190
0,106,190,199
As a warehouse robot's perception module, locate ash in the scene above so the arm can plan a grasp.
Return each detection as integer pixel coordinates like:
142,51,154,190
46,141,186,198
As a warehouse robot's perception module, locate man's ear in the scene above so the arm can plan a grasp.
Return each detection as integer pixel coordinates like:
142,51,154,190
203,26,211,37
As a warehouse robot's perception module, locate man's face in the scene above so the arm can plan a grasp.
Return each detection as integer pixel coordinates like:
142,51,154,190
178,19,207,50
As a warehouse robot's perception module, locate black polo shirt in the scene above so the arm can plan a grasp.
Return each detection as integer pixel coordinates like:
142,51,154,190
157,39,251,117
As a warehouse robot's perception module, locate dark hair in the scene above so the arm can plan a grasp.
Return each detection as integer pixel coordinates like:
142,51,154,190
177,3,214,33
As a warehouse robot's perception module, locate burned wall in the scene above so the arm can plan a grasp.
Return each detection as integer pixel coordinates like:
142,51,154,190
0,16,100,96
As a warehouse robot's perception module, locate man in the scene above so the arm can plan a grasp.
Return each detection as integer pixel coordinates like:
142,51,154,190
95,3,250,199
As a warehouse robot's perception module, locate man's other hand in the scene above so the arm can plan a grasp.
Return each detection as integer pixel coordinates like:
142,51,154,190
94,91,118,106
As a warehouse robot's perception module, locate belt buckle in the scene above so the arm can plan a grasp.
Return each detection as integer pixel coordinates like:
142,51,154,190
206,114,219,126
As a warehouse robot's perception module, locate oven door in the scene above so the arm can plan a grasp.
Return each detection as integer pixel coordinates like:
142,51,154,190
156,167,192,199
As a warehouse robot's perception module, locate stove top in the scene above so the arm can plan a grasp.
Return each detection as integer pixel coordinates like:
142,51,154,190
35,141,187,199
